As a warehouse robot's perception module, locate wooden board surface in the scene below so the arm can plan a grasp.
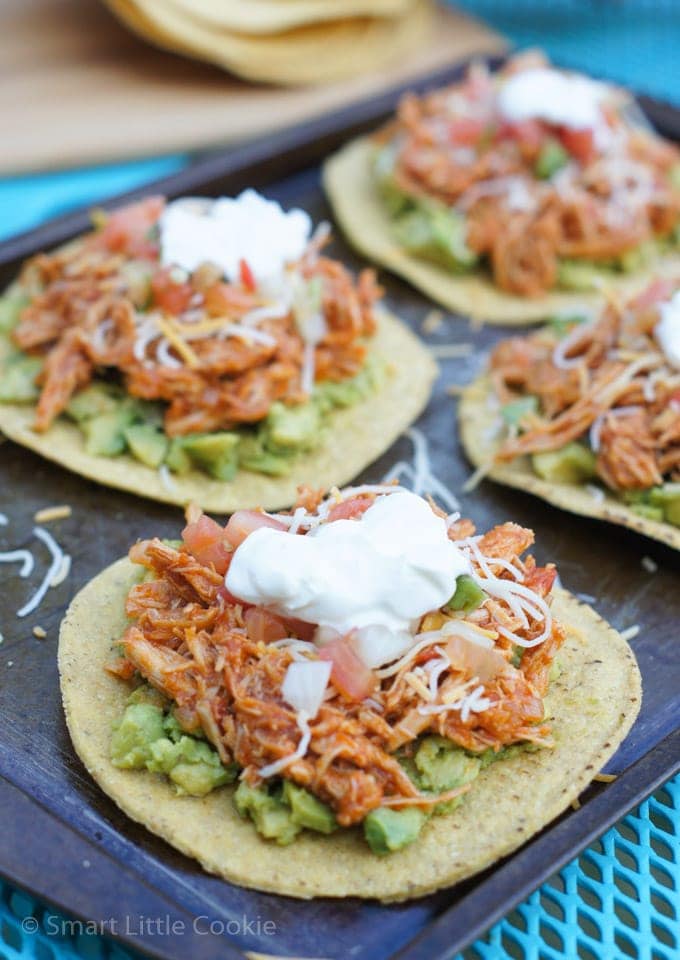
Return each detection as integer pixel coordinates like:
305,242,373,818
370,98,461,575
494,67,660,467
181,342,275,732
3,0,505,173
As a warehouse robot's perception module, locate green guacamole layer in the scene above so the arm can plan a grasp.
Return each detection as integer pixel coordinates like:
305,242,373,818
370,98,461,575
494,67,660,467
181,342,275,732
110,685,529,855
374,143,680,291
0,292,383,481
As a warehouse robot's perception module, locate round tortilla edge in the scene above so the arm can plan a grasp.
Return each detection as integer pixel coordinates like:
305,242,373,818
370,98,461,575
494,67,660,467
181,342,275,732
323,136,680,326
58,556,641,902
459,373,680,552
0,309,437,513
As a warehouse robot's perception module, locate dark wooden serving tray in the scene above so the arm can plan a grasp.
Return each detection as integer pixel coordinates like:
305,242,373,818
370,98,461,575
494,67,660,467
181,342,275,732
1,56,679,960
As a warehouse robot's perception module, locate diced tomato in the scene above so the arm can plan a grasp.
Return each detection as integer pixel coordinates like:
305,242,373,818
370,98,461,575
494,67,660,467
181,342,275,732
319,635,376,702
204,282,259,316
448,118,485,147
326,496,374,523
182,514,233,575
224,510,288,549
558,127,595,164
98,196,164,259
496,119,545,149
630,278,676,312
151,268,194,315
244,607,288,644
671,389,680,405
239,258,257,293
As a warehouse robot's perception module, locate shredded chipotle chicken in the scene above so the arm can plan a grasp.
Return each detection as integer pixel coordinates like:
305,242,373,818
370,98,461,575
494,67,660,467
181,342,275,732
109,491,565,827
491,279,680,491
12,197,380,434
379,53,680,296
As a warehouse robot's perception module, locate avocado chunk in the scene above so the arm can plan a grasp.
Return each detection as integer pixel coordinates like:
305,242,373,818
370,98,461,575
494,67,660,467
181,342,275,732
234,782,302,845
266,401,321,453
446,574,486,614
124,423,169,469
315,358,384,412
181,432,240,481
127,684,168,710
557,260,608,291
414,736,482,813
238,435,292,477
630,503,664,522
83,408,136,456
535,140,569,179
0,353,43,403
110,698,235,795
146,736,235,796
66,383,122,422
165,437,193,475
532,442,597,484
363,806,427,855
394,205,478,273
374,145,411,216
282,781,337,834
501,395,538,428
110,703,165,769
0,293,30,334
652,484,680,526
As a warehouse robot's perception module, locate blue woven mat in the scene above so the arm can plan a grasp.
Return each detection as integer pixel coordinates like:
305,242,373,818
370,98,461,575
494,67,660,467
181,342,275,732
2,3,680,957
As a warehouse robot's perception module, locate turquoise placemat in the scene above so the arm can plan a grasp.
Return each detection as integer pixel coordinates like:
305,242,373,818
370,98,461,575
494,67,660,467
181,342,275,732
1,5,679,957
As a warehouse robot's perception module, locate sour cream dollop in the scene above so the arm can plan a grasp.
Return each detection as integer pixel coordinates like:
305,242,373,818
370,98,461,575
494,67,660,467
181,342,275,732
497,67,610,140
159,189,312,285
225,491,470,635
655,290,680,369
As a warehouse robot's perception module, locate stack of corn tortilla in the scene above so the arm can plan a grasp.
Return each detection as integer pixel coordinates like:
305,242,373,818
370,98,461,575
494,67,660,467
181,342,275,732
103,0,434,85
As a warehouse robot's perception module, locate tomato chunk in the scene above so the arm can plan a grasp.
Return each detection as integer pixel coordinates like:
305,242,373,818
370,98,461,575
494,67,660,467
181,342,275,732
319,635,376,702
448,118,485,147
559,127,595,164
496,119,545,150
182,514,232,575
224,510,287,548
239,258,257,293
245,607,288,644
204,282,259,316
326,496,373,523
151,268,194,315
631,278,676,312
98,197,164,259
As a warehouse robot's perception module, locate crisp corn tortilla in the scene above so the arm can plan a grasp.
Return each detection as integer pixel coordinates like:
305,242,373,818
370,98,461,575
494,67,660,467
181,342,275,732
323,137,680,325
0,306,437,513
104,0,433,86
167,0,414,35
59,559,640,901
460,374,680,551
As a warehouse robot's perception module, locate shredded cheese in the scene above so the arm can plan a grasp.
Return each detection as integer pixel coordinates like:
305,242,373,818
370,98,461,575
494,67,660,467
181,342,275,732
619,624,640,642
154,314,200,368
17,527,67,619
34,505,72,524
0,549,34,578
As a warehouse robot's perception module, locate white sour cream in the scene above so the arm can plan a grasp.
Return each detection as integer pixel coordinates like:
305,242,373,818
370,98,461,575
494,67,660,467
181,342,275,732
225,491,470,635
497,67,610,139
655,291,680,369
159,189,312,285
